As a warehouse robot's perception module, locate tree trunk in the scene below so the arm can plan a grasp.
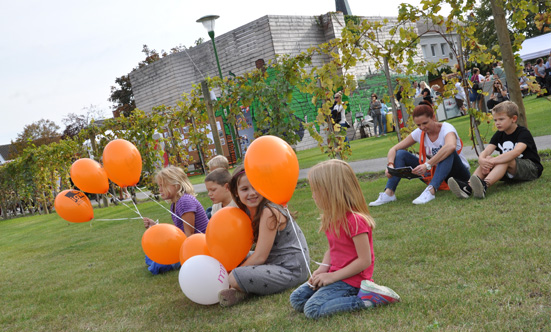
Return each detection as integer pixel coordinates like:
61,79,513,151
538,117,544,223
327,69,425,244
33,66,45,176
41,191,50,215
489,0,527,127
457,33,485,154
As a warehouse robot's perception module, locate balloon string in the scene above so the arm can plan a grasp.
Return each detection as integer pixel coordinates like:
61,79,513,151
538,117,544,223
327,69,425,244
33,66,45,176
285,206,313,280
107,192,141,217
94,218,141,221
130,198,143,219
136,187,203,234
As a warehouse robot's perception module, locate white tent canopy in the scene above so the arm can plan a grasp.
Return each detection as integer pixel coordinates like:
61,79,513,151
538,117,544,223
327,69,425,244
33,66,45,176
519,33,551,62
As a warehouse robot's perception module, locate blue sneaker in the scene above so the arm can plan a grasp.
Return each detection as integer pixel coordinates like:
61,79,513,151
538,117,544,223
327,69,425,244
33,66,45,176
357,280,401,306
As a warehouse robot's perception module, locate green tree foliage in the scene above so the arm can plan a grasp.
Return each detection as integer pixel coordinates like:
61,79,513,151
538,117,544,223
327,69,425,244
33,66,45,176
109,75,136,118
10,119,61,158
472,0,551,57
61,105,106,139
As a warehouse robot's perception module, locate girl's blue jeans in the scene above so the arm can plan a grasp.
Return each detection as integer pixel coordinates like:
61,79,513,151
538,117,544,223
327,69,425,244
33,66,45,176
386,149,470,191
290,281,366,319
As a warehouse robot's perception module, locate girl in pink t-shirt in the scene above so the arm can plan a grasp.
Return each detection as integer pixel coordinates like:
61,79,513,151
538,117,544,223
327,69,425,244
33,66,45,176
290,159,400,319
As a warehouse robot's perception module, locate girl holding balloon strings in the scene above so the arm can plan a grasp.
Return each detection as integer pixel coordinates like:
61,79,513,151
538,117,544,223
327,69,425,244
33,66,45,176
142,165,209,274
217,165,310,307
289,160,400,319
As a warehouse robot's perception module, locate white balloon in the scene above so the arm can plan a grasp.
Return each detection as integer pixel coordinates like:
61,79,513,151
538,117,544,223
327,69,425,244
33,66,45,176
178,255,230,305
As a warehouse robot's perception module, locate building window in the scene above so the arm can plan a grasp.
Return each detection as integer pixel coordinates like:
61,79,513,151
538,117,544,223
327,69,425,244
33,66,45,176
430,44,437,57
441,43,447,55
421,45,428,58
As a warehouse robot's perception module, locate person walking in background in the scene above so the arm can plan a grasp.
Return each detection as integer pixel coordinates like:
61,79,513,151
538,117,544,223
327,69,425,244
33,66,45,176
369,94,383,137
492,62,506,83
454,80,467,115
413,81,422,97
380,102,388,135
535,58,549,95
331,91,350,142
469,68,485,111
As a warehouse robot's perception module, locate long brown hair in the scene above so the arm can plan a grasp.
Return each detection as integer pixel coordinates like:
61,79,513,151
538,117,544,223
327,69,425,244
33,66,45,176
492,79,504,93
229,165,282,242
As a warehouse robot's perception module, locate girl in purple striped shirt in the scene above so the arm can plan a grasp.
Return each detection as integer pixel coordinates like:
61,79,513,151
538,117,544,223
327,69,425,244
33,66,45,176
143,165,209,236
143,166,209,274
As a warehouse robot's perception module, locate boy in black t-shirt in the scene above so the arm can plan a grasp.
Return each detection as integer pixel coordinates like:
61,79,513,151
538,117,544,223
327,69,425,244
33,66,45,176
448,101,543,199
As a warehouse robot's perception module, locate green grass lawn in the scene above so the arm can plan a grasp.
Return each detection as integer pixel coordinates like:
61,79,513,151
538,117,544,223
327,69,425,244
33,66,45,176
2,155,550,331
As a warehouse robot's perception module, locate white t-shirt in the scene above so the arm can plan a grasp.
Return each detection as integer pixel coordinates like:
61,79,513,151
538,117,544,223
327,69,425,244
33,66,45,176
334,103,346,124
455,82,467,100
411,122,469,169
211,199,238,216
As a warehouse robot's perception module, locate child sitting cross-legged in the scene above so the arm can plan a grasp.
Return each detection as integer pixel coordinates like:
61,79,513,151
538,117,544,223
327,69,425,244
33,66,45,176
290,160,400,320
217,165,310,307
448,101,544,199
204,168,237,218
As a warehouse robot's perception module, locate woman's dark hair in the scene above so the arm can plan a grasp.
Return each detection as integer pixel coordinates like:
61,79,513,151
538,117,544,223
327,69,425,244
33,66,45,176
536,58,543,65
229,165,280,242
412,103,434,118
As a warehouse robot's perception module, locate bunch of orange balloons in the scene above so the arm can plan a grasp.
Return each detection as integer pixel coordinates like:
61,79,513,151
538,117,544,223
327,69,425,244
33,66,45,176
54,139,142,223
141,207,254,272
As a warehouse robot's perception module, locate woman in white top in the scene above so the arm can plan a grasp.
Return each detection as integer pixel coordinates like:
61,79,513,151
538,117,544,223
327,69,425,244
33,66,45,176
369,103,470,206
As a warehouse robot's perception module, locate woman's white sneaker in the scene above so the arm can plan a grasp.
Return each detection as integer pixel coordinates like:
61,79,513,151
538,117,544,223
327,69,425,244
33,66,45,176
412,186,435,204
369,192,397,206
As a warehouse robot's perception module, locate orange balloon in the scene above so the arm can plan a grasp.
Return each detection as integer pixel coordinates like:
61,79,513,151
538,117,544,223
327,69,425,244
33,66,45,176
70,158,109,194
54,190,94,223
142,224,187,265
244,135,299,205
102,139,142,187
179,234,211,265
206,207,254,272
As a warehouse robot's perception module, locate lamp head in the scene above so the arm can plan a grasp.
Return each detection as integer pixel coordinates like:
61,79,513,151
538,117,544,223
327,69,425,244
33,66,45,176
196,15,220,33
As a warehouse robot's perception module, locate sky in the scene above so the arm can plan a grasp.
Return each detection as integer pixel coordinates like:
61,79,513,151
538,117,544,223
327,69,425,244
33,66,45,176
0,0,425,146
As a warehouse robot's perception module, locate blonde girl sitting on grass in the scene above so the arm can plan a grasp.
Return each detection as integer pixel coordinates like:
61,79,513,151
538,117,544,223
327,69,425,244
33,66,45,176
290,159,400,319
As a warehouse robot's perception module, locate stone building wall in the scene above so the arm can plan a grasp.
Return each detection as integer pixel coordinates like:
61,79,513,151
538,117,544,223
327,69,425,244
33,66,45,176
129,13,424,152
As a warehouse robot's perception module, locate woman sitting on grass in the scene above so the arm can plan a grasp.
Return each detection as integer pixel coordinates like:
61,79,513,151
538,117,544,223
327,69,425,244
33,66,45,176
217,165,310,307
369,103,471,206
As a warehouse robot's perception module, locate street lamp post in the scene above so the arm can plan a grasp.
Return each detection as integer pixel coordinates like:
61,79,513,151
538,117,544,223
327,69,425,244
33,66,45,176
197,15,223,79
196,15,241,161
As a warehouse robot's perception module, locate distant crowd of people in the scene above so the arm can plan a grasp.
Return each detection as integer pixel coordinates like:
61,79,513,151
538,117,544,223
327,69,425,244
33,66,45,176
328,53,551,144
524,54,551,96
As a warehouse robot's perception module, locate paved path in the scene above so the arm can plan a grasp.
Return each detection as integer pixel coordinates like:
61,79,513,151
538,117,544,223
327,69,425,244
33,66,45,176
191,135,551,194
